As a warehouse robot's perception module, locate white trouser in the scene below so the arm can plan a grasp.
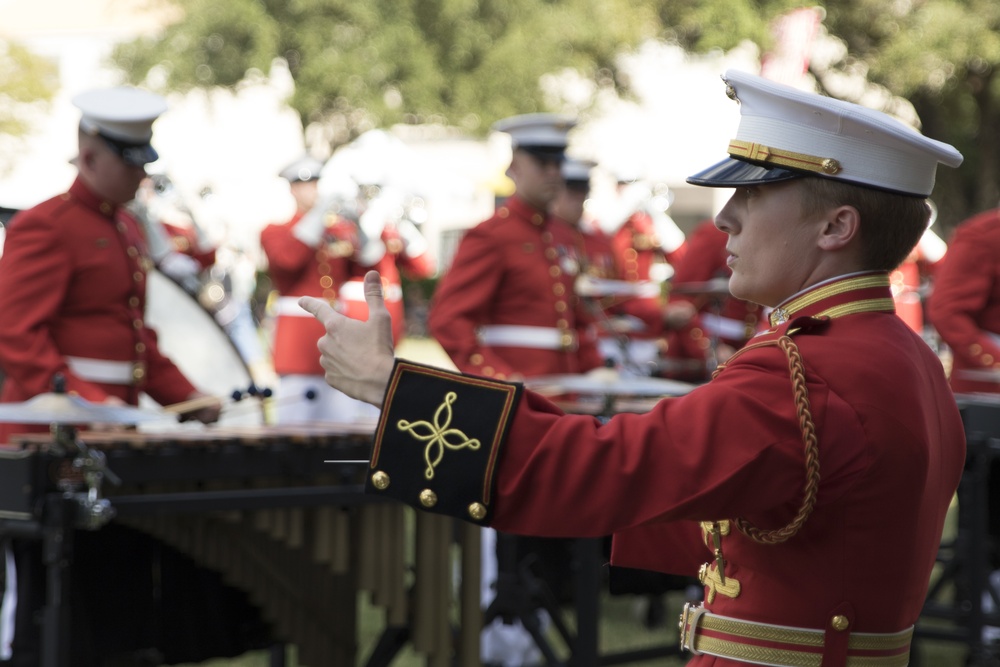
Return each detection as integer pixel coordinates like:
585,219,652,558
480,528,549,666
0,545,15,659
274,374,380,425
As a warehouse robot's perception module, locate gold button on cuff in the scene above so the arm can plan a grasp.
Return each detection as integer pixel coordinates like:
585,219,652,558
984,354,995,366
830,615,849,631
497,207,509,218
470,353,484,365
532,214,544,225
468,503,487,521
419,489,438,508
371,471,390,490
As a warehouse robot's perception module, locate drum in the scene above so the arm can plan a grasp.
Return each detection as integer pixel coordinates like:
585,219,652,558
143,269,264,427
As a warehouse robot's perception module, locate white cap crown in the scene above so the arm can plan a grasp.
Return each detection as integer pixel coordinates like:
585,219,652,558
688,70,963,196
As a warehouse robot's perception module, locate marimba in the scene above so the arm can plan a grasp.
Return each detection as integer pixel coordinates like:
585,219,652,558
2,425,480,667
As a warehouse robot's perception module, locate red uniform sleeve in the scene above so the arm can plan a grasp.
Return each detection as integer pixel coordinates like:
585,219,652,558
260,217,317,290
927,216,1000,370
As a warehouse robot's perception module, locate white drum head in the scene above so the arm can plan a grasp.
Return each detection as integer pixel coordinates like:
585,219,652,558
142,270,264,428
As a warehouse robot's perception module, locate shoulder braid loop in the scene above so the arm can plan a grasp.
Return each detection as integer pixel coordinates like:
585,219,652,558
711,335,821,545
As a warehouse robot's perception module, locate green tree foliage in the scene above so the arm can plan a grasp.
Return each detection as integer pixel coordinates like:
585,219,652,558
112,0,657,145
0,39,58,162
820,0,1000,230
111,0,1000,229
648,0,1000,231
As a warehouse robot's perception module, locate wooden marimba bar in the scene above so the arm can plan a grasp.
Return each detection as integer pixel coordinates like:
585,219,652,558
9,424,481,667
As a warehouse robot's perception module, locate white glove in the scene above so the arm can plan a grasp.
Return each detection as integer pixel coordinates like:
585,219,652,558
395,218,429,258
649,209,686,254
292,192,341,247
596,181,653,234
158,251,202,281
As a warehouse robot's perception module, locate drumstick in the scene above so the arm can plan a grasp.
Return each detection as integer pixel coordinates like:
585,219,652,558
161,384,277,415
161,394,224,415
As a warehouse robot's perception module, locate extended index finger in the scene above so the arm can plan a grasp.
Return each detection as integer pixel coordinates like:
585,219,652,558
298,296,339,328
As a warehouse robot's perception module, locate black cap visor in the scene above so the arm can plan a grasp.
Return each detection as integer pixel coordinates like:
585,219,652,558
518,145,567,164
686,156,803,188
100,133,159,167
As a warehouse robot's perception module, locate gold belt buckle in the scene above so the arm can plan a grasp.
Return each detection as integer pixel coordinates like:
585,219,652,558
678,602,706,655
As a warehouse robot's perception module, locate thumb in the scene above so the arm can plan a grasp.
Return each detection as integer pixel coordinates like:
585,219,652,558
364,270,386,311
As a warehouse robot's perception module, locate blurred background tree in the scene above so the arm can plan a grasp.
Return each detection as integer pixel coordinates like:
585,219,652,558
111,0,1000,232
652,0,1000,230
112,0,659,145
0,39,58,174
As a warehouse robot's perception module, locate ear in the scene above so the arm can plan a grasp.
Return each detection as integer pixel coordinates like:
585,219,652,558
77,141,98,172
817,205,860,251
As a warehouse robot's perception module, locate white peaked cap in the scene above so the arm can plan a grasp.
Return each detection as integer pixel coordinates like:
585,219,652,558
493,113,577,150
279,155,325,183
72,87,167,166
687,70,963,197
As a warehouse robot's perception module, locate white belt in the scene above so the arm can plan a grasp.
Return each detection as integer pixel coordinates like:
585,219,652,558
478,325,577,351
338,280,403,302
700,313,750,340
65,356,140,385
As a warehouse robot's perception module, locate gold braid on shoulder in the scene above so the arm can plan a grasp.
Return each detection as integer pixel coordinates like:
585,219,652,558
711,335,821,544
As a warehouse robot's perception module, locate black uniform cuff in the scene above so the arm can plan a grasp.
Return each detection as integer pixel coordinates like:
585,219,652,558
365,359,523,524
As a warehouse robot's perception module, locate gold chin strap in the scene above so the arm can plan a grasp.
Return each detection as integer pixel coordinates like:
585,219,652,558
728,139,842,176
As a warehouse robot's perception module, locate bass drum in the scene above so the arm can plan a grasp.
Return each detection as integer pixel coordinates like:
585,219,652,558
141,269,265,428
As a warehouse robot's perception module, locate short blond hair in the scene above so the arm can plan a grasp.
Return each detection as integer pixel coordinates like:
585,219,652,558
798,177,930,271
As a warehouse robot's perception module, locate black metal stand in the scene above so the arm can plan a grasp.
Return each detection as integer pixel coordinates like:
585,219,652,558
916,398,1000,665
38,495,75,667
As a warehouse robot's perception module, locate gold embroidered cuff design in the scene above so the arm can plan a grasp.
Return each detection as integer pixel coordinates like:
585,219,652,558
367,360,523,523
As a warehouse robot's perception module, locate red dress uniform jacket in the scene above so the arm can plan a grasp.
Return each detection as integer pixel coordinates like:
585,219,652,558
428,196,604,379
0,178,196,442
926,209,1000,394
610,211,687,341
260,211,352,376
668,220,763,365
573,219,664,342
370,273,964,665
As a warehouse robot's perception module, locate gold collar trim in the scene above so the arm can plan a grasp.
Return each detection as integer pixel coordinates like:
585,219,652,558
769,274,890,327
